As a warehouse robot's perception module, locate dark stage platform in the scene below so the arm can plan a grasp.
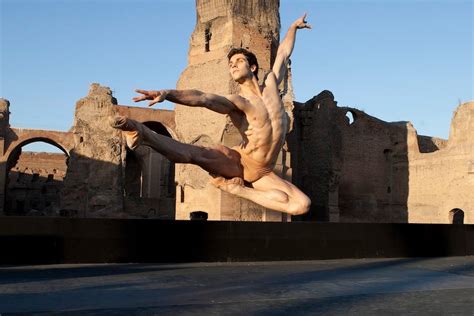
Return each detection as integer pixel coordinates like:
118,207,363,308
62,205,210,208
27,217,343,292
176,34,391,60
2,258,474,314
0,217,473,264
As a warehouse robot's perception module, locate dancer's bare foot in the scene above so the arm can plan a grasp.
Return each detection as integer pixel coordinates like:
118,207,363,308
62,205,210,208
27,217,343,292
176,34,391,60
109,115,143,150
209,176,245,194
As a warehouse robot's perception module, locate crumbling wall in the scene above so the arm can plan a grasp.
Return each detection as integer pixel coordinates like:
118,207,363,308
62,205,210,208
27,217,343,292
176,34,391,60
60,83,124,217
0,99,11,211
292,91,472,224
289,91,410,222
0,90,178,219
6,152,66,216
337,112,410,223
291,91,409,222
289,91,342,222
407,101,473,224
0,98,76,216
0,99,10,138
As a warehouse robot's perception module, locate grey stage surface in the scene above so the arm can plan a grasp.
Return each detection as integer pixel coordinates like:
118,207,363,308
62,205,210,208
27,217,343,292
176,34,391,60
1,257,473,315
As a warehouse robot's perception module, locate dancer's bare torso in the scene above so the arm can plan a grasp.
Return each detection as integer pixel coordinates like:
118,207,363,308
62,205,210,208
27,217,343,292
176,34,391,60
226,72,288,181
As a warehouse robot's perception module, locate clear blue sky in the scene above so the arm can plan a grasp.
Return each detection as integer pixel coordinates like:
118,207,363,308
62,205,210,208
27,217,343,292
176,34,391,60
1,0,472,152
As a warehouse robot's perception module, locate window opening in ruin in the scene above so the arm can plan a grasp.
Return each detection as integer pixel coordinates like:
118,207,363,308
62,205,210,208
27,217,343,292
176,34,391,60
205,25,211,52
450,208,464,224
180,186,185,203
47,174,54,182
345,111,355,125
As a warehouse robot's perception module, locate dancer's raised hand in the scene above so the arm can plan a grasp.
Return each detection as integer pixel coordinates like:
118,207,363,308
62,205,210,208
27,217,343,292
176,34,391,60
293,13,311,29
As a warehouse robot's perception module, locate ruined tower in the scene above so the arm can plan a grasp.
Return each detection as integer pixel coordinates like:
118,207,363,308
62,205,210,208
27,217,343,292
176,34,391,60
60,84,124,217
174,0,291,221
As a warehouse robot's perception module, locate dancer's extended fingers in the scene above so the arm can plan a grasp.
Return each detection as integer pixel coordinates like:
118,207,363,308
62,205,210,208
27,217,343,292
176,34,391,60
135,89,149,95
133,95,148,102
148,99,160,107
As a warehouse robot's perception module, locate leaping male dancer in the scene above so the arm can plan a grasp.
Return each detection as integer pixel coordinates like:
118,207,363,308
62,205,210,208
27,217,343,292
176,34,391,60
111,14,312,215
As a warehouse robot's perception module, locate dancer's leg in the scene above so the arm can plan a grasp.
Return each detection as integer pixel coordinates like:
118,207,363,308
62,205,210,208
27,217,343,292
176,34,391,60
110,116,243,179
212,172,311,215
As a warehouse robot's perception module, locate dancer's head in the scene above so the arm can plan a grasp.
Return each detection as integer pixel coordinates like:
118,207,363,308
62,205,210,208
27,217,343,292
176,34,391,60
227,48,259,82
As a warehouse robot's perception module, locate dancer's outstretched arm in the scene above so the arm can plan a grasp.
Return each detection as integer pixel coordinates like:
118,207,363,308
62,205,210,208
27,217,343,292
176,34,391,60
133,89,236,115
272,13,311,85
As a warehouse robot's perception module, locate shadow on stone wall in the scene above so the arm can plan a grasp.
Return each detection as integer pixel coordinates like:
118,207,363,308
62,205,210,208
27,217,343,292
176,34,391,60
417,135,448,153
5,171,63,216
60,147,175,219
289,91,409,223
3,149,176,219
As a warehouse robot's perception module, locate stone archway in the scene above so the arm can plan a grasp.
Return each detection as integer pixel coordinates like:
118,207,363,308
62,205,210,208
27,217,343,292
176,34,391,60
0,128,75,215
4,138,70,216
123,121,176,218
6,137,69,167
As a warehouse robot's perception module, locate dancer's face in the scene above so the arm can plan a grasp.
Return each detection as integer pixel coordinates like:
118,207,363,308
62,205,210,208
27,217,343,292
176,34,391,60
229,53,255,82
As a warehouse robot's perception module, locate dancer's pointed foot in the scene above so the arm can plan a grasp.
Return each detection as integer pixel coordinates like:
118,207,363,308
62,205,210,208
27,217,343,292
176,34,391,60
109,115,143,150
209,176,245,194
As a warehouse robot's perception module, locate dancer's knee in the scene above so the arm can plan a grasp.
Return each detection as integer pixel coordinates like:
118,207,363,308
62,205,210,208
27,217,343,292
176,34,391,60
287,196,311,215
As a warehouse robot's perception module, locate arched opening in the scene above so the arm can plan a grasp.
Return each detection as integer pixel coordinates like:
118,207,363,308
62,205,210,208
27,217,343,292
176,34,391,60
345,110,356,126
124,121,176,217
449,208,464,224
5,139,69,216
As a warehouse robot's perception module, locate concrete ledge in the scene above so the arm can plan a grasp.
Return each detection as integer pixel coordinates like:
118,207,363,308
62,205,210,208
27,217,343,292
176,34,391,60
0,217,473,264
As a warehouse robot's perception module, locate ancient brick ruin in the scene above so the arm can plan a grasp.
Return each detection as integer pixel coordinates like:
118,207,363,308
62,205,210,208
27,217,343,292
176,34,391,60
0,85,176,219
6,152,66,216
290,91,473,224
1,0,472,223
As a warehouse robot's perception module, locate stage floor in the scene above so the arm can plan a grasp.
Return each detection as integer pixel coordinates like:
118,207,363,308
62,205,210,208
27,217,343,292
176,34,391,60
1,256,473,315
